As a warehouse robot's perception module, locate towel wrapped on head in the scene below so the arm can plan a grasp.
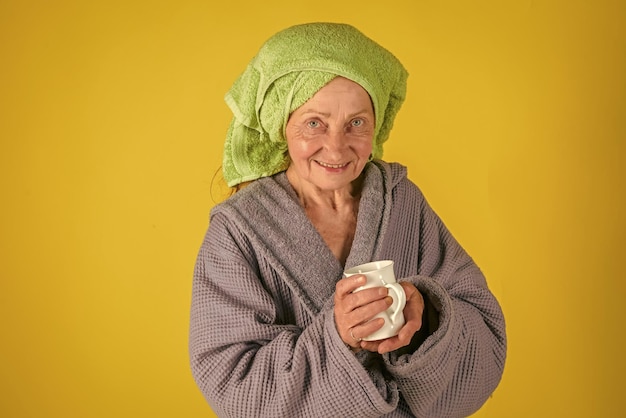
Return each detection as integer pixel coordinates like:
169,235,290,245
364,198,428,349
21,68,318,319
222,22,408,187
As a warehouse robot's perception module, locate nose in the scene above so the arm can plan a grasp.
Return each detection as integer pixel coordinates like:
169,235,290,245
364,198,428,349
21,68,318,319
324,129,347,153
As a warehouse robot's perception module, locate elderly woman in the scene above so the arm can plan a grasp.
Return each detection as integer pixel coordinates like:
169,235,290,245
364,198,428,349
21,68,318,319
189,23,506,417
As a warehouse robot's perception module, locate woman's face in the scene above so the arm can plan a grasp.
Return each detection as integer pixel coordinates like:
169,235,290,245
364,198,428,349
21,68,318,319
285,77,374,194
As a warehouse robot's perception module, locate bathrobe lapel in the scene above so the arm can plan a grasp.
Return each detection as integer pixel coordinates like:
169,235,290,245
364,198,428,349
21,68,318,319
222,162,391,315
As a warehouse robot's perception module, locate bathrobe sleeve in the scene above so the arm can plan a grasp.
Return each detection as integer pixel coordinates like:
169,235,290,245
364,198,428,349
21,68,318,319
377,173,507,418
189,211,404,418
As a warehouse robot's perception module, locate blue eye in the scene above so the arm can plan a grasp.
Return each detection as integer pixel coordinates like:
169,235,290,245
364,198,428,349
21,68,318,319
351,119,364,127
307,120,321,128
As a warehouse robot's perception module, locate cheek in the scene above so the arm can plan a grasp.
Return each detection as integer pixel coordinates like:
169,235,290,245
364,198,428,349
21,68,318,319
287,140,316,168
287,138,312,158
353,136,373,157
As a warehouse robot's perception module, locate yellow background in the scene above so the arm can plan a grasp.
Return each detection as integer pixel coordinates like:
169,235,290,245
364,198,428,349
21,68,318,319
1,0,624,416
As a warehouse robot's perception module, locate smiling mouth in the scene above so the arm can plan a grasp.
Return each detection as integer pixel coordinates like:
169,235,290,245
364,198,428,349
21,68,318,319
316,161,349,169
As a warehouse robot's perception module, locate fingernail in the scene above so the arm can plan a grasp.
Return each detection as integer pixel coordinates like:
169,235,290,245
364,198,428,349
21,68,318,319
378,287,388,296
385,296,393,305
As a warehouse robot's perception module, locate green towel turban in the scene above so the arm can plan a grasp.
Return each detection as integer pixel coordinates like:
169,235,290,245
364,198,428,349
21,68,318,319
222,22,408,187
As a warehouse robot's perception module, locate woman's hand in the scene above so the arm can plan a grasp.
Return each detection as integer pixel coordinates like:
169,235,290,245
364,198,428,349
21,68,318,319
360,281,425,354
334,274,393,350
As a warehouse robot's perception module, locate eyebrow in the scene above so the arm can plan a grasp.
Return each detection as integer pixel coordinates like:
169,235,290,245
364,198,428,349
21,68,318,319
299,108,372,118
299,110,331,118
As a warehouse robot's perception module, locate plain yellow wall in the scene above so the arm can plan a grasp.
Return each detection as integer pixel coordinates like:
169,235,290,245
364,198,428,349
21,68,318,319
1,0,624,416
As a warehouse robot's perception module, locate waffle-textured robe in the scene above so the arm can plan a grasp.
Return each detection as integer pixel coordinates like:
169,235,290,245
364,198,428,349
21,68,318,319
189,161,506,417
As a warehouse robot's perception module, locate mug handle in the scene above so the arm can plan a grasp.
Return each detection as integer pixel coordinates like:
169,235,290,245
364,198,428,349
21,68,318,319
384,282,406,323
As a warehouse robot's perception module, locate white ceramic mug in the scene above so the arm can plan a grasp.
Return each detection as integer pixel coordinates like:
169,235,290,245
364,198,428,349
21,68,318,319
343,260,406,341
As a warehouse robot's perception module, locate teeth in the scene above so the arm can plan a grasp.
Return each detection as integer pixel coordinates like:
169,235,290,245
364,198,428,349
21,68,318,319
317,161,347,169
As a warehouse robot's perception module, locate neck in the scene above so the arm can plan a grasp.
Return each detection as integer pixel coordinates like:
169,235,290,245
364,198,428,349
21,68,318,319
286,170,363,210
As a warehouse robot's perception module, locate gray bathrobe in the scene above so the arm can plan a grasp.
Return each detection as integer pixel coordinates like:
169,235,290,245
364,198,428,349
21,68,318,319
189,161,506,417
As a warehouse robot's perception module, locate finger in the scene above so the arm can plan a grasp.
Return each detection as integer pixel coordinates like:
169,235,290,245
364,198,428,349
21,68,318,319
400,282,424,310
335,274,367,298
347,294,393,325
336,295,392,347
376,318,422,353
350,317,385,342
346,317,384,349
376,337,401,354
348,327,362,345
359,339,382,352
360,330,405,353
346,287,389,312
337,285,389,316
